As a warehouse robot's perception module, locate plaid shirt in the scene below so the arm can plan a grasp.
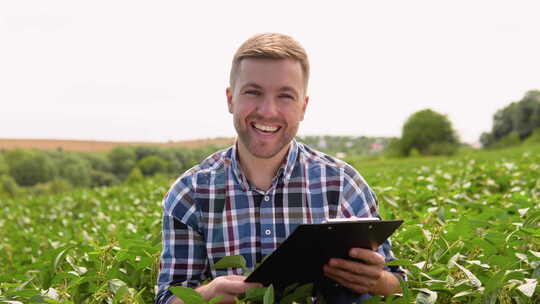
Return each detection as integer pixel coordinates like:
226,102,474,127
156,140,404,304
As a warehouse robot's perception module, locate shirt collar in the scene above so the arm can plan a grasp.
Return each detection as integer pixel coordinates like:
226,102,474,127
230,139,300,192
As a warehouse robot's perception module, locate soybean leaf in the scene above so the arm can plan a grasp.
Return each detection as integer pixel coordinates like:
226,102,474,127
169,286,205,304
208,296,223,304
243,286,267,301
385,259,414,267
415,288,437,304
452,261,482,288
517,278,537,297
212,255,247,271
280,283,313,304
109,279,127,294
263,285,274,304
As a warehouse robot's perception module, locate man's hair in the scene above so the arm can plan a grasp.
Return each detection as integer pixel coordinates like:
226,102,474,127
229,33,310,89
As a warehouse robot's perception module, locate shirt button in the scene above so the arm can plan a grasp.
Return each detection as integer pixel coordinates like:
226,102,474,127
265,229,272,235
264,196,270,202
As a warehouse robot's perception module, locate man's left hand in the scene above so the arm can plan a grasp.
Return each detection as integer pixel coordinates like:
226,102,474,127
323,248,398,295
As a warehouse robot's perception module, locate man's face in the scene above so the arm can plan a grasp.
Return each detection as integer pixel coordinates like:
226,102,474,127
227,58,309,160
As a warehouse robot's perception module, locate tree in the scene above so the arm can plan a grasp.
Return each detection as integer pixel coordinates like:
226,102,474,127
5,150,56,186
108,147,136,179
0,154,8,176
137,155,169,176
483,90,540,147
400,109,458,156
56,154,92,187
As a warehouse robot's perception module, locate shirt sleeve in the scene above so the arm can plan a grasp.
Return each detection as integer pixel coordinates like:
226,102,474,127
155,176,209,304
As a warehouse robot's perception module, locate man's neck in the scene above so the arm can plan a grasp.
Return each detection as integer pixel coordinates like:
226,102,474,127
236,142,291,192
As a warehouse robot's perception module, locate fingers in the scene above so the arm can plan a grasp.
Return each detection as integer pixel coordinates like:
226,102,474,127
214,275,261,295
325,259,382,281
324,269,371,294
349,248,385,265
322,249,386,294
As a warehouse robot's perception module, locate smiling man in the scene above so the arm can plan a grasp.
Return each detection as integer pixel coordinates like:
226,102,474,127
156,33,404,304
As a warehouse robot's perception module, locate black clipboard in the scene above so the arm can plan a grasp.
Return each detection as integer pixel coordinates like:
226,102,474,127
245,219,403,288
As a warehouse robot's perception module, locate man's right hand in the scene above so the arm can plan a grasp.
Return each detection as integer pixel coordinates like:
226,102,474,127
171,275,261,304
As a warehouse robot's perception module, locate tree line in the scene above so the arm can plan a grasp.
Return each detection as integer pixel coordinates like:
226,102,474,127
387,90,540,157
1,90,538,196
0,145,223,197
480,90,540,148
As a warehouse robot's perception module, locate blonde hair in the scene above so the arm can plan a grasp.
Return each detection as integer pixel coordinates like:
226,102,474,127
229,33,310,89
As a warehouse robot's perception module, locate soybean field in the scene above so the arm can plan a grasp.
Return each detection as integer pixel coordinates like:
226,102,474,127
1,145,539,303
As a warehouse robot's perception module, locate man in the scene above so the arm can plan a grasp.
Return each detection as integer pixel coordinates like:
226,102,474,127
156,33,404,304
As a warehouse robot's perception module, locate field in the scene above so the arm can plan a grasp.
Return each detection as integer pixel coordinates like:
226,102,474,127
0,138,235,152
0,145,539,303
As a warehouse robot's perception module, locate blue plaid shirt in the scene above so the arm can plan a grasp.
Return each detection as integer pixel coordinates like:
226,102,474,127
156,140,404,304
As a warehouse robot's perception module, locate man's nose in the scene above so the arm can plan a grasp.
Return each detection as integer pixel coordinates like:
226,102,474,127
257,96,279,118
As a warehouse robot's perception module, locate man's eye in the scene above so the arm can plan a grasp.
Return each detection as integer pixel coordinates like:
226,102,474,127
279,94,295,100
244,90,261,96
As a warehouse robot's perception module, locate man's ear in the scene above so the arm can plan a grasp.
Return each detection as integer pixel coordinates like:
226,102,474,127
300,95,309,121
226,87,233,114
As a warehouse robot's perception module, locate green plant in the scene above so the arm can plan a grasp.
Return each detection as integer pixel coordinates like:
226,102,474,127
137,155,169,176
400,109,458,156
5,149,56,186
1,145,539,303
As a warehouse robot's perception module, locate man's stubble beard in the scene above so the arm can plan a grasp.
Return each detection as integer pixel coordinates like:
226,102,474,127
234,117,298,160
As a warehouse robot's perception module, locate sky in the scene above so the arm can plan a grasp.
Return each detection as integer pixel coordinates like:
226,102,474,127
1,1,539,144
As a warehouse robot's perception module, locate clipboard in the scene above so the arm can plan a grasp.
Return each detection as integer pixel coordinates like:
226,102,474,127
244,219,403,288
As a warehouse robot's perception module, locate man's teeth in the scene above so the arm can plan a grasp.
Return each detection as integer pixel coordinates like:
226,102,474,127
254,123,278,132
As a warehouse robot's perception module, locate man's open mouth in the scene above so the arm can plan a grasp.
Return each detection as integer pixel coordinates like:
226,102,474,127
252,123,281,134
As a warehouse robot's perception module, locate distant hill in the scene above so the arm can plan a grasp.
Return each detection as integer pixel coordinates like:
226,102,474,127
0,135,392,155
0,138,235,152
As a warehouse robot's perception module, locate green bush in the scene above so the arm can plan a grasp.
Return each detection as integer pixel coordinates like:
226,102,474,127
491,132,521,149
56,154,91,187
400,109,458,156
523,128,540,145
126,167,144,184
138,155,169,176
0,175,20,197
89,170,119,187
426,141,458,156
48,178,73,194
109,147,136,179
5,150,56,186
134,146,161,161
382,138,404,158
0,154,8,176
83,153,113,172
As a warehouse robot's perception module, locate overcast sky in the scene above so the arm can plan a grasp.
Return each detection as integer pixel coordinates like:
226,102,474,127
1,1,539,144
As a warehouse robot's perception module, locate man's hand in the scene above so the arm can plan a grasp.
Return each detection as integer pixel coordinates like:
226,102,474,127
323,248,400,296
192,275,261,304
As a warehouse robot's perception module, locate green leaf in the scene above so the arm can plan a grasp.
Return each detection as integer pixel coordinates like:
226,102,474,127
452,290,477,298
415,288,437,304
208,296,223,304
109,279,127,294
243,286,267,301
53,246,74,270
280,283,313,304
212,255,247,270
517,278,537,297
452,261,482,288
169,286,205,304
385,259,414,266
263,285,274,304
